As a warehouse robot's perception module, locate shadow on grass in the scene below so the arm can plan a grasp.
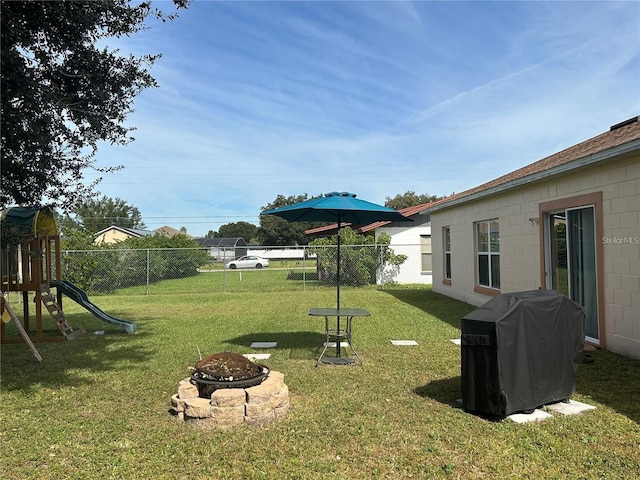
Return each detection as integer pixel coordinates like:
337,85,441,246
1,314,156,394
381,288,475,330
1,308,140,339
415,352,640,425
576,349,640,424
225,331,326,360
286,272,319,281
414,375,462,408
415,376,507,423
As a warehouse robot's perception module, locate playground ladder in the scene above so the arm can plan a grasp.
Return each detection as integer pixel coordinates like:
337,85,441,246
40,286,83,340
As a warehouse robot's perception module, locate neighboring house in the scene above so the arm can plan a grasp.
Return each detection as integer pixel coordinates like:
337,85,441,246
424,116,640,360
305,202,434,284
93,226,154,245
93,225,192,244
194,237,247,261
154,225,194,239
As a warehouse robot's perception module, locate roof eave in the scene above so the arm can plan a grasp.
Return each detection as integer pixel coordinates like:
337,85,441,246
424,138,640,214
93,225,137,238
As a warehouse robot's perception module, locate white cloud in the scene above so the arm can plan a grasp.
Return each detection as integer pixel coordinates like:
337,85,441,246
90,1,640,236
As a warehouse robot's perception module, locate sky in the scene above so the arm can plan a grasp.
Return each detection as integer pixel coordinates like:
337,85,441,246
89,0,640,237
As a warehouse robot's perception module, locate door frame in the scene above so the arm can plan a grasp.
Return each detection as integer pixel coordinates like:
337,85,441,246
539,191,605,348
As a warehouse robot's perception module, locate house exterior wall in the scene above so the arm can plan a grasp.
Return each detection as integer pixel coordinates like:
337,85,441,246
431,155,639,360
599,157,640,359
375,224,432,284
94,229,135,245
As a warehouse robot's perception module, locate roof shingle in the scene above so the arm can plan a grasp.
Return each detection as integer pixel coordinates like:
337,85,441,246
427,116,640,211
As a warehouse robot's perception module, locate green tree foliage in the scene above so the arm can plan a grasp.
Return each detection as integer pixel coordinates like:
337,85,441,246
207,222,259,241
59,224,96,251
258,193,324,246
554,221,567,268
0,0,188,210
61,232,208,294
385,191,440,210
123,232,201,250
308,229,406,286
59,226,109,293
69,195,145,233
122,233,209,283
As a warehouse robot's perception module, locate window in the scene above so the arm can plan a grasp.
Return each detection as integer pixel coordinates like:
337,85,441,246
419,235,432,273
476,220,500,289
443,227,452,280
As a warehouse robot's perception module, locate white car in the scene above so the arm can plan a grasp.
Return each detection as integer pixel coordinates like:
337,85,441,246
225,255,270,269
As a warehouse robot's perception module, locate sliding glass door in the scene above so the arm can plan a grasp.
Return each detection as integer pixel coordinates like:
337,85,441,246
546,205,599,343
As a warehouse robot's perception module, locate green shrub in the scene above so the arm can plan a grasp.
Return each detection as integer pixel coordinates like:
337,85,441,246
307,229,406,286
61,233,209,293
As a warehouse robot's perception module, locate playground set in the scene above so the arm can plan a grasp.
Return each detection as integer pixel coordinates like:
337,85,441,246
1,207,135,360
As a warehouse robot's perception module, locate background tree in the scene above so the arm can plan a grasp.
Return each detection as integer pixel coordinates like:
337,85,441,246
66,195,145,233
0,0,188,210
216,222,259,241
257,193,323,246
385,191,441,210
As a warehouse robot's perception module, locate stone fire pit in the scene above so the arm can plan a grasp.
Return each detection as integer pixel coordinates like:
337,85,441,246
170,352,289,428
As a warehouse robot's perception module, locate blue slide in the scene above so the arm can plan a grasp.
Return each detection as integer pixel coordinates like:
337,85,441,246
50,280,136,334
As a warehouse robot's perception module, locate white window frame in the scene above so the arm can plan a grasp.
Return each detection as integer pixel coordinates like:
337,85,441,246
476,219,500,289
443,226,451,281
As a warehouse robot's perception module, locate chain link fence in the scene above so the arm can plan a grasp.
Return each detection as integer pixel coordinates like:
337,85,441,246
59,244,428,295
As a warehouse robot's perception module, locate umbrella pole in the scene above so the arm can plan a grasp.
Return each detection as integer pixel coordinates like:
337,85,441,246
336,219,341,358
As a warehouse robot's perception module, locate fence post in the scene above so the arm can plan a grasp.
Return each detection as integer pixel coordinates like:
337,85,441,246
222,247,227,293
379,244,385,289
302,246,306,291
146,248,150,295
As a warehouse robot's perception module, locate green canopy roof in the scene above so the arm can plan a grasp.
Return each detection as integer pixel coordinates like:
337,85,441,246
1,206,58,242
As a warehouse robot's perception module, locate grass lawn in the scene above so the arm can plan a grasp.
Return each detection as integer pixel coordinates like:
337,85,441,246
1,274,639,479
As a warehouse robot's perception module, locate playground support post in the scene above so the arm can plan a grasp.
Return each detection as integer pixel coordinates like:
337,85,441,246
1,292,42,362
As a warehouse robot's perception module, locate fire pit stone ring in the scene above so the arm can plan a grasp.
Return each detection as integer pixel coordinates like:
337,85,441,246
170,352,289,428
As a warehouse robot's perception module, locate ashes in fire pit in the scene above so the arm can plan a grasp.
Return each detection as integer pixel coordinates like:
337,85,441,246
195,351,262,379
191,351,270,398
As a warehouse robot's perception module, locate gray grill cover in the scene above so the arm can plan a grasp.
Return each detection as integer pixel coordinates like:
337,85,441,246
461,290,585,417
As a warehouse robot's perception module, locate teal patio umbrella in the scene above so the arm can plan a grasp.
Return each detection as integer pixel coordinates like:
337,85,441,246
260,191,409,312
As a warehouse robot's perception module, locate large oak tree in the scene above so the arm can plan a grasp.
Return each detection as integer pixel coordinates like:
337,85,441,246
1,0,188,210
72,195,145,233
206,222,259,242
